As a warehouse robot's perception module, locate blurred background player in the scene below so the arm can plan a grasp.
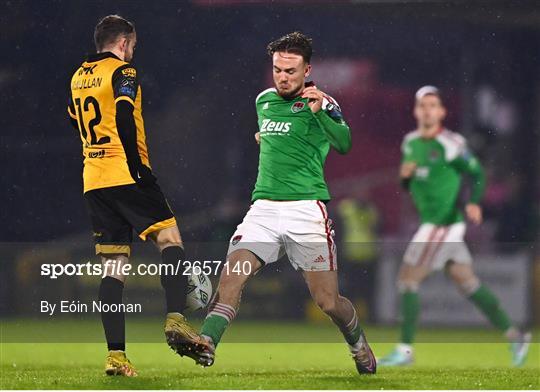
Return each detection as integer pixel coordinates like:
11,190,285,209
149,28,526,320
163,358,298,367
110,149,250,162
182,32,377,375
68,15,204,376
378,86,531,367
336,197,379,322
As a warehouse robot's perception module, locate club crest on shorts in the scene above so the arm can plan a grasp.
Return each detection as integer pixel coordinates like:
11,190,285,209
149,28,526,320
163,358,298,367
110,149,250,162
291,101,305,113
231,235,242,245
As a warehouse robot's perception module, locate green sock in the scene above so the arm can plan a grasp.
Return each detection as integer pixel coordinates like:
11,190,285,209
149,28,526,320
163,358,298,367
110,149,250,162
201,314,231,346
468,284,512,331
401,291,419,345
338,312,363,346
347,323,363,346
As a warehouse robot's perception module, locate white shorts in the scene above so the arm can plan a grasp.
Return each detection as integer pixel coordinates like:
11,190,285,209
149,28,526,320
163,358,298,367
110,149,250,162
403,222,472,271
228,200,337,271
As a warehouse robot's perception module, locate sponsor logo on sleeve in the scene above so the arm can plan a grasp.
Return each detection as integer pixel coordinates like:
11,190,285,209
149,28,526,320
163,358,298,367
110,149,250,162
117,77,137,99
121,67,137,78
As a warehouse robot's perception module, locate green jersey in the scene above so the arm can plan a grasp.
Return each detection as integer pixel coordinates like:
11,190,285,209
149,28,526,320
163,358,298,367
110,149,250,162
252,87,351,202
402,128,485,225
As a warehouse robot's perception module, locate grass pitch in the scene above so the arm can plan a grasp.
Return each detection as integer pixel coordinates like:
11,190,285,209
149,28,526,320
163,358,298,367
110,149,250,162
0,320,538,389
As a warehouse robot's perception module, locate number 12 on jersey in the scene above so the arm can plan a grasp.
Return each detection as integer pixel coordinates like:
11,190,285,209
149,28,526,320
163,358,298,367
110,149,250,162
74,96,110,146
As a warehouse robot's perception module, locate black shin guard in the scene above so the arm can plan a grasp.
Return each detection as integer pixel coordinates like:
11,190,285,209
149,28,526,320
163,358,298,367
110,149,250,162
160,246,188,313
98,276,125,351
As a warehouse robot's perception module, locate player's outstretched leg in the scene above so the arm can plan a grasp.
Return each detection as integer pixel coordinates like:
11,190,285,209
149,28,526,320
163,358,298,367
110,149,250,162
378,264,430,367
447,262,532,367
377,283,418,366
150,226,208,359
99,254,137,376
304,270,376,374
189,249,263,366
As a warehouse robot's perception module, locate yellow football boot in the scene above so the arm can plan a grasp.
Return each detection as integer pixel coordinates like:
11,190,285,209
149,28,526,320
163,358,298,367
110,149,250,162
164,312,211,363
105,350,138,377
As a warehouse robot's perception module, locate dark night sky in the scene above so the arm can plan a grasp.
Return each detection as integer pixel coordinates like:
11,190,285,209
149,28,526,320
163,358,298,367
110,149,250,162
1,1,539,242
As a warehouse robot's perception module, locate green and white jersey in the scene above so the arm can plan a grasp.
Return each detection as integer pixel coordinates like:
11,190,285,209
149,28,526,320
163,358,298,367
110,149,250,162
252,87,351,202
402,128,485,225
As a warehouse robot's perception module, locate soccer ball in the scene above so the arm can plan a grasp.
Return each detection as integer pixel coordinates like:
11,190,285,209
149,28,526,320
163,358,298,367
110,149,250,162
185,272,213,312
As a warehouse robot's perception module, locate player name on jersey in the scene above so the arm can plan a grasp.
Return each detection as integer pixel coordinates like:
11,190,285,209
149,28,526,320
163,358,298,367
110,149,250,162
71,77,103,90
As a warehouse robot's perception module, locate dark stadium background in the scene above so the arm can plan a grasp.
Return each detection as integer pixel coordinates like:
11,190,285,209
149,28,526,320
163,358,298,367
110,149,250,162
1,1,539,332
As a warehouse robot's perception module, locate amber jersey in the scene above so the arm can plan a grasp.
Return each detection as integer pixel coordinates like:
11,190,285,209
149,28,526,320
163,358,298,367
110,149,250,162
68,52,150,193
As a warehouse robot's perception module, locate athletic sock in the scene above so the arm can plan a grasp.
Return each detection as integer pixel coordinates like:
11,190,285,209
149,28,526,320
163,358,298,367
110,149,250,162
98,276,125,351
160,246,188,313
200,302,236,346
400,290,419,345
338,308,363,347
468,284,512,332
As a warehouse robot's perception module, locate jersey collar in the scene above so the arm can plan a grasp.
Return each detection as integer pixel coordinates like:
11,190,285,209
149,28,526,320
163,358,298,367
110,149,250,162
419,126,445,139
86,52,121,63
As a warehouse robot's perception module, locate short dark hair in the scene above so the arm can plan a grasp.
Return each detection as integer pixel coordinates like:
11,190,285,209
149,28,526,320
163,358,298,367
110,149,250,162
94,15,135,52
267,32,313,63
